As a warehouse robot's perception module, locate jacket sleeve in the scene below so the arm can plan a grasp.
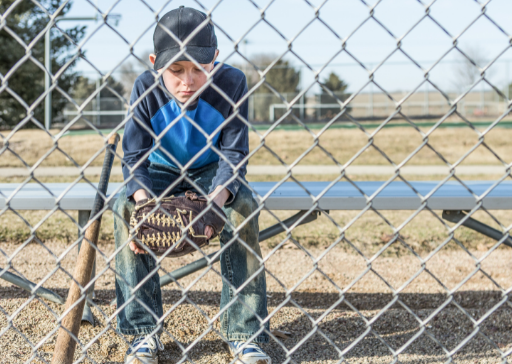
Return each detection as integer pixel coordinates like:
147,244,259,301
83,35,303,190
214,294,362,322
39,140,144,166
209,76,249,205
122,79,154,200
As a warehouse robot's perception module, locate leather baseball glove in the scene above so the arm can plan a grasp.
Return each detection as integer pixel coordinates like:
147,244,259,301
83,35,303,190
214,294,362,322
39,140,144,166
130,191,226,257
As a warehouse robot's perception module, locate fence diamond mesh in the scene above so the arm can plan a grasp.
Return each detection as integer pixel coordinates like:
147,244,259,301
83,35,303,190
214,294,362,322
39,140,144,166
1,0,512,363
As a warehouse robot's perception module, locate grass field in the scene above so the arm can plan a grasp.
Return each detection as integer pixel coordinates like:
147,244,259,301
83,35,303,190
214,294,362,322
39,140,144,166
1,126,512,363
1,125,512,168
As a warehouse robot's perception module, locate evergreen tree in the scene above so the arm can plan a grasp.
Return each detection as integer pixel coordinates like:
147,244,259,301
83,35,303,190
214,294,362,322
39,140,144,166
320,71,350,120
258,59,300,94
243,54,300,95
322,72,349,95
0,0,86,128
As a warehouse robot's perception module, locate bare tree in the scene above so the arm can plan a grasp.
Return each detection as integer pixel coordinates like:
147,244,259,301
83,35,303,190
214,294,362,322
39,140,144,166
452,46,491,92
119,50,153,98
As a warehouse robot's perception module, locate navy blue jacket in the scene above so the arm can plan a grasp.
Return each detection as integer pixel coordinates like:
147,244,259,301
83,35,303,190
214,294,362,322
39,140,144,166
122,63,249,204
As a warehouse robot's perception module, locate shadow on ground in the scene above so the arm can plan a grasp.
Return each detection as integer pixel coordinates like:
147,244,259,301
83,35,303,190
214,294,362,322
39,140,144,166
1,287,510,363
0,286,506,310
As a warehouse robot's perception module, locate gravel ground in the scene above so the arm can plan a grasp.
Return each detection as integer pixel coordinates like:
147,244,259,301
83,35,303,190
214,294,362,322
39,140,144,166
1,237,511,364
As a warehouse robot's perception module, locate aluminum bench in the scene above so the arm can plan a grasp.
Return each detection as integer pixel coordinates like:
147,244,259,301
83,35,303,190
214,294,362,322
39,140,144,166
1,181,511,324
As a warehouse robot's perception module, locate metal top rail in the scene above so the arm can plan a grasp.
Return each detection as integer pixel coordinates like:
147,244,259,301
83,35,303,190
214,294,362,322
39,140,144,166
1,181,511,211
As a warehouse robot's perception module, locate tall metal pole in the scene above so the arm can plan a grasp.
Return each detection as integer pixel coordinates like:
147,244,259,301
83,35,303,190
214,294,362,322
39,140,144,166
44,15,119,130
300,93,305,120
481,81,485,115
506,61,510,100
369,83,374,118
45,29,52,130
95,78,101,125
424,83,429,116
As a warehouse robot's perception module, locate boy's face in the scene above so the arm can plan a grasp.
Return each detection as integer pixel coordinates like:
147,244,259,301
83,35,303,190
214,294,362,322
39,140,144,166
149,51,219,103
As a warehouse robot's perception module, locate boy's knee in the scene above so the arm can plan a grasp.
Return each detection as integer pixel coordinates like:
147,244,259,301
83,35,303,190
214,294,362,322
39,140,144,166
222,185,260,246
227,185,258,219
114,187,134,217
113,187,135,249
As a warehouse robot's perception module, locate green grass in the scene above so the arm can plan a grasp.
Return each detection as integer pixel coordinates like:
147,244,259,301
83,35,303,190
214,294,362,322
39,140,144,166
61,119,512,137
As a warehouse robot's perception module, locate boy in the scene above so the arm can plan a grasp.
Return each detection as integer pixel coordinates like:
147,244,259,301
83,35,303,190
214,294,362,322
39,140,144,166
113,6,271,364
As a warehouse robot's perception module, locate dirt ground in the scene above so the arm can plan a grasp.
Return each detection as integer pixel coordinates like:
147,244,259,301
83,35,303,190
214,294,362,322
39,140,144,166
1,212,512,363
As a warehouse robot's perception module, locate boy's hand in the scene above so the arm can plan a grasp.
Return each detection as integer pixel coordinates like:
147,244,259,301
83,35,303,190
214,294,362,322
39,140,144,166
205,186,230,238
133,189,149,203
131,189,149,254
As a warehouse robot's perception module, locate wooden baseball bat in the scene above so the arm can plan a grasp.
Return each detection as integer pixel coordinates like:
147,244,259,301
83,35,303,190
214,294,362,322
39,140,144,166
52,133,120,364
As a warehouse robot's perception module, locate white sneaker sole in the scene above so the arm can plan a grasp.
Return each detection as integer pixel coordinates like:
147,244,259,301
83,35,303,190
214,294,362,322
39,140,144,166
223,342,272,364
125,355,158,364
230,358,271,364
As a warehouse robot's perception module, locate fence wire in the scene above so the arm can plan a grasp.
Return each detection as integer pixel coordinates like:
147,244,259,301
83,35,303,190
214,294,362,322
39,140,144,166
1,0,512,363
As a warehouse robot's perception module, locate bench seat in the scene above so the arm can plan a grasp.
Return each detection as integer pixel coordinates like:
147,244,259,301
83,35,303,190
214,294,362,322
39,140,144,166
1,181,511,211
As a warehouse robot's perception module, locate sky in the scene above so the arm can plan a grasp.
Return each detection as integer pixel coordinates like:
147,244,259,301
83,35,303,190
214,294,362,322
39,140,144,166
56,0,512,96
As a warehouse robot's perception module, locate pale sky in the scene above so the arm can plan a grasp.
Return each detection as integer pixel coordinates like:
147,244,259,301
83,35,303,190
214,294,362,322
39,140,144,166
59,0,512,95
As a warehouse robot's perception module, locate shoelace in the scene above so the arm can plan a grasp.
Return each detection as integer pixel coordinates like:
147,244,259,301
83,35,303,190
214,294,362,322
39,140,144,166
132,335,165,352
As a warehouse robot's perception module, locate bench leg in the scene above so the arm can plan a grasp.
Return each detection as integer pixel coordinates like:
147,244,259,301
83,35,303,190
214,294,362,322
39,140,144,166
442,210,512,247
77,210,95,325
110,210,324,305
159,209,322,287
0,268,65,304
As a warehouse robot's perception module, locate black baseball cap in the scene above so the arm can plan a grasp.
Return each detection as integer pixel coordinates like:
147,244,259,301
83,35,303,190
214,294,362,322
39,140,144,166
153,6,217,70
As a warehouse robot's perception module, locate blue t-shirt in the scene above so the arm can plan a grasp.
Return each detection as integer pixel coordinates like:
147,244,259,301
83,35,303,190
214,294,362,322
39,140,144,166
122,63,249,202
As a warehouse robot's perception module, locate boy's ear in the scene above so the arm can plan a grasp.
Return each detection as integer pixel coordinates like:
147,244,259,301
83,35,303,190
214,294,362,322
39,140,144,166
212,50,219,64
149,54,156,65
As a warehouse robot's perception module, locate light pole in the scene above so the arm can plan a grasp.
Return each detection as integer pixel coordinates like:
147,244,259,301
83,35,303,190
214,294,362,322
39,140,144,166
44,14,121,130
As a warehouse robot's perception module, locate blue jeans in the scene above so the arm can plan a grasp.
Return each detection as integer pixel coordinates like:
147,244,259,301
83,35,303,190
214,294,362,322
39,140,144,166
113,162,269,343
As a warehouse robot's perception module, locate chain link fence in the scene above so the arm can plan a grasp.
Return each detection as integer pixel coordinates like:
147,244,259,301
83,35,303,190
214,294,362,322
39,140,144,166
1,0,512,363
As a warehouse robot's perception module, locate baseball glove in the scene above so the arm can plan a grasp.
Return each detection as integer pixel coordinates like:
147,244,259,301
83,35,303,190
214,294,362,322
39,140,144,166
130,191,226,257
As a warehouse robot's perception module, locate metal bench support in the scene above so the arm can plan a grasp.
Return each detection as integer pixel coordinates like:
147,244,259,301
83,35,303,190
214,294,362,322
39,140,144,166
159,209,323,287
0,210,98,310
2,208,322,308
0,268,65,304
110,209,323,305
77,210,95,325
442,210,512,247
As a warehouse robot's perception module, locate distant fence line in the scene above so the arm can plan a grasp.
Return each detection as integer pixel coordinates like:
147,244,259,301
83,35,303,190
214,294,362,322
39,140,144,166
60,89,510,128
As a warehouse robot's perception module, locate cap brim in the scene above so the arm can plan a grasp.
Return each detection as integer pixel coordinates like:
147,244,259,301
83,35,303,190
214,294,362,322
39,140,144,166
154,46,216,70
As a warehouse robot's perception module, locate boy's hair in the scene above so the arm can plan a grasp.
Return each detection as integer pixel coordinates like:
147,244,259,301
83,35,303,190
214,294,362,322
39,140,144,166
153,6,217,70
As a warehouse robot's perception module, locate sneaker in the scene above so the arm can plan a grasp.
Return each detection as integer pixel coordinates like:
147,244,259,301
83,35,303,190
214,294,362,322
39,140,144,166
226,341,272,364
125,335,164,364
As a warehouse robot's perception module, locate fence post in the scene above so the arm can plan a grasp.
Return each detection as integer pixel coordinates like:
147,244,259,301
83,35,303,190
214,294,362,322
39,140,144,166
96,78,101,126
45,28,52,131
249,94,254,122
424,84,429,116
506,61,510,101
369,85,374,118
300,93,305,120
481,83,485,115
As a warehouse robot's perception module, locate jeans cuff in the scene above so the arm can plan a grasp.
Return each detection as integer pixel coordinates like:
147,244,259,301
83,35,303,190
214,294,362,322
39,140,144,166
116,325,162,337
225,333,269,344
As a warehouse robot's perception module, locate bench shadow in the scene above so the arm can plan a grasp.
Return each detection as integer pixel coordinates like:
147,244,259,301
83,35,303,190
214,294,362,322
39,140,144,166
1,288,510,362
1,287,505,310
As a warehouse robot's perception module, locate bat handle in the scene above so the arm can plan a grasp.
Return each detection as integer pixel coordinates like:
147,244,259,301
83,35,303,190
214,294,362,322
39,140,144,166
51,133,120,364
91,133,120,217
